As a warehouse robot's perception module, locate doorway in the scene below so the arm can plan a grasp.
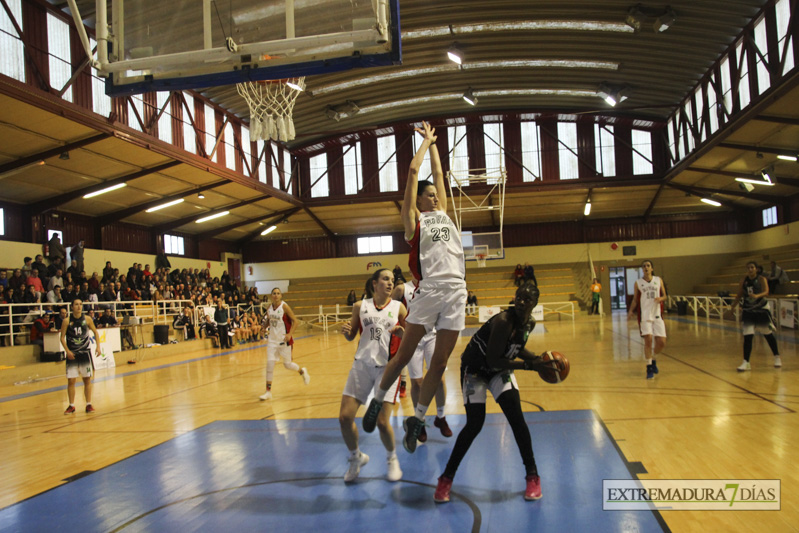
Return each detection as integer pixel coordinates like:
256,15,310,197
609,267,626,310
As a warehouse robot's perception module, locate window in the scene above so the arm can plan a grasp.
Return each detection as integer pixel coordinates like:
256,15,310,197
682,99,695,154
720,54,733,114
753,16,771,95
164,234,185,255
357,235,394,254
241,126,251,175
47,14,72,102
377,135,398,192
128,95,144,131
520,121,541,182
557,122,578,180
776,0,794,74
205,104,218,162
411,132,432,181
594,124,615,177
666,117,677,162
694,87,706,143
270,144,279,188
47,229,63,242
309,152,329,198
0,0,24,82
762,206,778,228
224,121,236,170
483,123,503,184
283,149,293,194
707,74,719,134
736,40,751,109
156,92,172,144
448,124,469,186
343,142,363,195
0,207,4,236
89,38,111,117
631,129,653,175
182,93,196,154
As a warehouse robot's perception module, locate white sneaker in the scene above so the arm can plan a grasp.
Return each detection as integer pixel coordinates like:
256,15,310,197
737,361,751,372
301,368,310,385
774,356,782,368
386,454,402,482
259,391,272,400
344,452,369,483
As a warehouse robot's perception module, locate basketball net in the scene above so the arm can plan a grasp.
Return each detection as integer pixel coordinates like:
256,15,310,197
476,254,487,268
237,77,305,142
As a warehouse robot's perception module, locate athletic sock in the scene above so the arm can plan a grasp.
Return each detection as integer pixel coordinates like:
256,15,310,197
415,403,428,421
375,387,388,403
436,406,445,418
350,448,360,458
646,358,653,365
387,449,397,460
69,403,75,407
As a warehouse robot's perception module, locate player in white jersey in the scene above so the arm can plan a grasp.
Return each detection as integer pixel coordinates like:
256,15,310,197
339,269,407,483
627,260,667,379
259,288,309,400
391,278,451,443
363,121,467,453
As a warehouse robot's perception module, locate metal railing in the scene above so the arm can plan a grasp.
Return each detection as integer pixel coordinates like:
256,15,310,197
667,295,799,329
0,299,194,347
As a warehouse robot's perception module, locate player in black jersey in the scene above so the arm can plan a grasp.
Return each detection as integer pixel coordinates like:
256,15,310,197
60,299,100,414
730,261,781,371
434,283,565,504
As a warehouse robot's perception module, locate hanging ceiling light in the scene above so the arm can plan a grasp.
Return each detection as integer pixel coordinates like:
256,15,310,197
776,154,798,162
700,198,722,207
597,83,630,106
447,43,463,65
197,192,205,199
146,198,185,213
195,211,230,223
584,198,592,216
735,176,775,187
462,87,477,106
653,6,676,33
261,225,278,236
624,5,645,32
83,182,126,199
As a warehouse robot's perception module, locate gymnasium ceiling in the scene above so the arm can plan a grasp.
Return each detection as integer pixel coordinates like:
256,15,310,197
1,0,798,244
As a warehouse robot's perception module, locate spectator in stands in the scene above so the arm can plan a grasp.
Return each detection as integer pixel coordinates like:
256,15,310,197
22,257,33,276
393,265,407,284
77,281,90,302
62,282,76,303
199,314,219,347
102,261,114,282
27,269,44,295
9,269,25,292
96,308,117,328
46,285,63,304
88,272,100,292
174,307,196,340
47,233,66,263
767,261,790,295
466,290,478,315
155,251,171,271
590,278,602,315
30,312,50,349
347,290,357,306
23,284,40,306
523,263,538,286
0,269,7,290
513,264,525,287
71,240,85,273
48,269,64,292
67,260,80,280
143,264,152,279
47,257,64,279
52,307,68,330
32,255,47,280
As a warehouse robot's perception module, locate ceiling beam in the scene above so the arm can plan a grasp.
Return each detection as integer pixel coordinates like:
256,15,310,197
29,161,181,215
153,194,271,233
755,115,799,126
666,182,776,204
0,133,109,175
642,184,665,222
686,166,799,188
716,142,797,157
194,207,299,240
665,182,736,208
236,208,302,246
303,207,335,238
95,180,227,227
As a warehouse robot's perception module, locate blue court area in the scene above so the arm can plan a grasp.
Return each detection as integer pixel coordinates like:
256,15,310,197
0,410,664,532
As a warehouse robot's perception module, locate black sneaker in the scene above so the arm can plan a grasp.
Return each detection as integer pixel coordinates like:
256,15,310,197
646,364,654,380
651,360,659,374
403,417,423,453
362,398,381,433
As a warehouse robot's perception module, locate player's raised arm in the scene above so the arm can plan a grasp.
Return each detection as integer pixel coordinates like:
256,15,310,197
429,133,446,213
402,121,436,240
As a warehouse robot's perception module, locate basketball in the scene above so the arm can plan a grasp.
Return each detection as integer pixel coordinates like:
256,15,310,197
538,351,570,384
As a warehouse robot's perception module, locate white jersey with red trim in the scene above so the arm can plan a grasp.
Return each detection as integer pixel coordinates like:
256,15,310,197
408,210,466,287
267,302,293,346
635,276,664,322
356,298,401,366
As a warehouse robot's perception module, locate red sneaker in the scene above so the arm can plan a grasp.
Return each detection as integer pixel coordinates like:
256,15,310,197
418,425,428,443
434,476,453,503
85,405,95,413
64,405,76,415
525,475,542,500
434,416,453,437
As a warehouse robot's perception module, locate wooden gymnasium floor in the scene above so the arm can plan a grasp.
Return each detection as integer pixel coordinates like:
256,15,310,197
0,311,797,532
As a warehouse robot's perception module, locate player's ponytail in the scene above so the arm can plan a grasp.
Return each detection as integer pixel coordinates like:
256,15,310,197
365,268,391,298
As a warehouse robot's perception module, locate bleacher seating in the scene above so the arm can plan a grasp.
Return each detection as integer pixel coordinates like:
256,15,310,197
692,247,799,296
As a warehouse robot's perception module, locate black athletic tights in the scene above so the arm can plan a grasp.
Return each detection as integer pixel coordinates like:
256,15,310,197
442,388,537,479
743,333,779,361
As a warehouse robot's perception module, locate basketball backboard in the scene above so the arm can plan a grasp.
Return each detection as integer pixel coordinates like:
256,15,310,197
77,0,401,96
